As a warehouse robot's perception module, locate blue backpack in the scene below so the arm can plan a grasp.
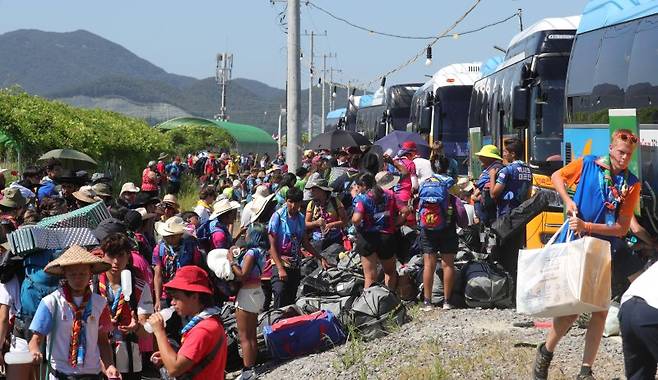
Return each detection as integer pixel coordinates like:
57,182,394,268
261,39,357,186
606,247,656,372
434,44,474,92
196,219,230,250
417,174,455,231
19,249,61,321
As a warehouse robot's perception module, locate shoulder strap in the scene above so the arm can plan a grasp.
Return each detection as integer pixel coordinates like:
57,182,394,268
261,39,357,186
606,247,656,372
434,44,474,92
186,321,225,377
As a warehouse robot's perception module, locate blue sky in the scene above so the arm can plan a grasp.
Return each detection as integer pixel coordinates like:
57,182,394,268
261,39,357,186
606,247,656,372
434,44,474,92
0,0,587,90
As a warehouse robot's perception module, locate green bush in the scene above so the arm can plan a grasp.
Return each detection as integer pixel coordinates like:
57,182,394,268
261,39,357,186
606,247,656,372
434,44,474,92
0,87,171,182
164,125,234,156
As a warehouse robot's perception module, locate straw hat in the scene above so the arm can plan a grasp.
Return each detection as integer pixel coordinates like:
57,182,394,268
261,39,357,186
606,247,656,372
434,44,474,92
209,199,240,220
156,216,187,237
249,193,277,224
0,187,27,209
375,171,400,190
92,182,112,198
73,186,100,204
304,177,333,192
120,182,140,196
44,245,111,276
474,145,503,161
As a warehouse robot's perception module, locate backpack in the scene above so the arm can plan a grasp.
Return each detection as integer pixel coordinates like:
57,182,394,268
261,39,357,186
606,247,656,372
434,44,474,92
257,305,303,359
417,175,455,231
462,261,514,309
348,284,408,341
195,219,225,251
295,294,356,326
219,304,242,372
263,310,346,360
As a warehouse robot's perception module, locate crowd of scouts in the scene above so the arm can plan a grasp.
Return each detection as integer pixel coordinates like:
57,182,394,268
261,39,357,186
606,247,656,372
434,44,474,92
0,130,655,380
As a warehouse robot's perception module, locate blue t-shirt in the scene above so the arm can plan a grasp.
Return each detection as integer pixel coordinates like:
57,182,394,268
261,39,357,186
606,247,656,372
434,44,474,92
267,207,305,266
495,160,532,217
165,163,183,183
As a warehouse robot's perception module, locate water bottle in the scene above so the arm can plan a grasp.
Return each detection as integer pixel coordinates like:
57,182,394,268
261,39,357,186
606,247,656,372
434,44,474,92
144,307,175,334
121,270,132,302
159,366,174,380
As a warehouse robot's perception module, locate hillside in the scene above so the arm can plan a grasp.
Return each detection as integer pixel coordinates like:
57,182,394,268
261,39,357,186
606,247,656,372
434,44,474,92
0,28,351,133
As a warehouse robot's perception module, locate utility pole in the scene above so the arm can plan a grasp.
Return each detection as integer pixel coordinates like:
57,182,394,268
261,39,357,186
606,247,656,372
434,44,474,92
302,30,326,139
215,52,233,121
287,0,301,171
321,52,337,133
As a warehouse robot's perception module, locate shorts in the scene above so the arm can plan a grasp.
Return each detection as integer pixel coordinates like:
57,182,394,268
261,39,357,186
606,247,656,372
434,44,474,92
420,228,458,255
354,231,397,260
235,287,265,314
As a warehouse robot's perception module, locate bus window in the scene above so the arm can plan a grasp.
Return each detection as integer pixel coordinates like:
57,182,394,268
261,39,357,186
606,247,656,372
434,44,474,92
592,22,636,110
627,16,658,124
566,29,602,97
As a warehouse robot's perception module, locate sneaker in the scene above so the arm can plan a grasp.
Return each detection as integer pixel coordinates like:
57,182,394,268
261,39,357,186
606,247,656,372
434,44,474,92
532,343,553,380
421,299,433,312
237,368,257,380
575,366,595,380
442,302,453,310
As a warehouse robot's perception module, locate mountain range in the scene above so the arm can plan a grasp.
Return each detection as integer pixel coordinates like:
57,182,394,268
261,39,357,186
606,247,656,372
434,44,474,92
0,29,348,133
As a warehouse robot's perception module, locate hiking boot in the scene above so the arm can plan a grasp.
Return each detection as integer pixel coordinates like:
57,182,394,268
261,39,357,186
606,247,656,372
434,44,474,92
575,366,595,380
442,302,453,310
533,342,553,380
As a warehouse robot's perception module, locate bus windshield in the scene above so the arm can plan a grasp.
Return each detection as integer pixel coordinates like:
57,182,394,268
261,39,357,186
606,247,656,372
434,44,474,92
388,85,420,130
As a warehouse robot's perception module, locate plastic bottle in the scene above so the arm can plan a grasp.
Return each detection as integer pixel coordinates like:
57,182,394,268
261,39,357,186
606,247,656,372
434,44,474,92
144,307,175,334
4,351,33,365
121,270,132,302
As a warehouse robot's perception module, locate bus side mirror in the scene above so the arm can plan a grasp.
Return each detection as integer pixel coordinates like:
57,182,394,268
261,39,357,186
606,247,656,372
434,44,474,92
513,86,529,129
419,106,432,134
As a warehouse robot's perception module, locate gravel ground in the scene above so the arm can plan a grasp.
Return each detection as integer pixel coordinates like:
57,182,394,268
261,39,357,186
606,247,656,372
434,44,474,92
247,307,625,380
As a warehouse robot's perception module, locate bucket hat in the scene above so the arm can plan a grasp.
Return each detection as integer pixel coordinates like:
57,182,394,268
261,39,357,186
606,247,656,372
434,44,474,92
163,265,213,294
156,216,187,237
474,145,503,161
0,187,27,209
375,171,400,190
457,177,475,192
209,199,240,220
44,245,111,276
161,194,179,208
92,182,112,198
120,182,140,196
73,186,100,204
304,177,333,192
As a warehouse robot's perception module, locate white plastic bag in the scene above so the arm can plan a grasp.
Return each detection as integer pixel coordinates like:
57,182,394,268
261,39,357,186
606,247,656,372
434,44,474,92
516,221,612,318
603,302,620,337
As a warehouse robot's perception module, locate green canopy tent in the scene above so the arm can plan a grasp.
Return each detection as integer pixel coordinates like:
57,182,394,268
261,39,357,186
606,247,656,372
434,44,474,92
155,117,277,155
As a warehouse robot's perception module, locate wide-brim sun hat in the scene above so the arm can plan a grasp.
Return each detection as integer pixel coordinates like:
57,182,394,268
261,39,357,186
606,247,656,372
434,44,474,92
375,171,400,190
474,145,503,161
457,177,475,192
0,187,27,209
156,216,187,237
44,245,111,276
209,199,241,220
161,194,180,208
249,193,277,224
163,265,213,294
158,152,169,161
252,185,270,200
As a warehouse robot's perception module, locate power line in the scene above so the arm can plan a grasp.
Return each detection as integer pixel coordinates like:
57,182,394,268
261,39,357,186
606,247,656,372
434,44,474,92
354,0,484,89
305,1,517,41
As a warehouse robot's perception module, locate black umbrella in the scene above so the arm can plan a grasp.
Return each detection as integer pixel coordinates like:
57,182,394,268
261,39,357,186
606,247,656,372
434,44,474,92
307,130,371,151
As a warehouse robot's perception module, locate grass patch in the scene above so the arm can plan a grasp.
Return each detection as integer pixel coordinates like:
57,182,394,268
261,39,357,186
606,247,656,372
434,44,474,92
177,174,200,211
334,325,366,371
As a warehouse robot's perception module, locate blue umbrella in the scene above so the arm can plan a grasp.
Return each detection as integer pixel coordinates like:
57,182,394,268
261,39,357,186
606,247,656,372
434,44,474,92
374,131,430,158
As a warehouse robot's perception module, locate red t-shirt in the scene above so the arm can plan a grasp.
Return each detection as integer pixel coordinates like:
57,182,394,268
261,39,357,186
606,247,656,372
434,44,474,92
178,317,227,380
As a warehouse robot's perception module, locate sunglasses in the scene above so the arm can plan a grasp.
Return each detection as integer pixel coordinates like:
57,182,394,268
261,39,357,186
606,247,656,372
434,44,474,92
617,132,638,144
